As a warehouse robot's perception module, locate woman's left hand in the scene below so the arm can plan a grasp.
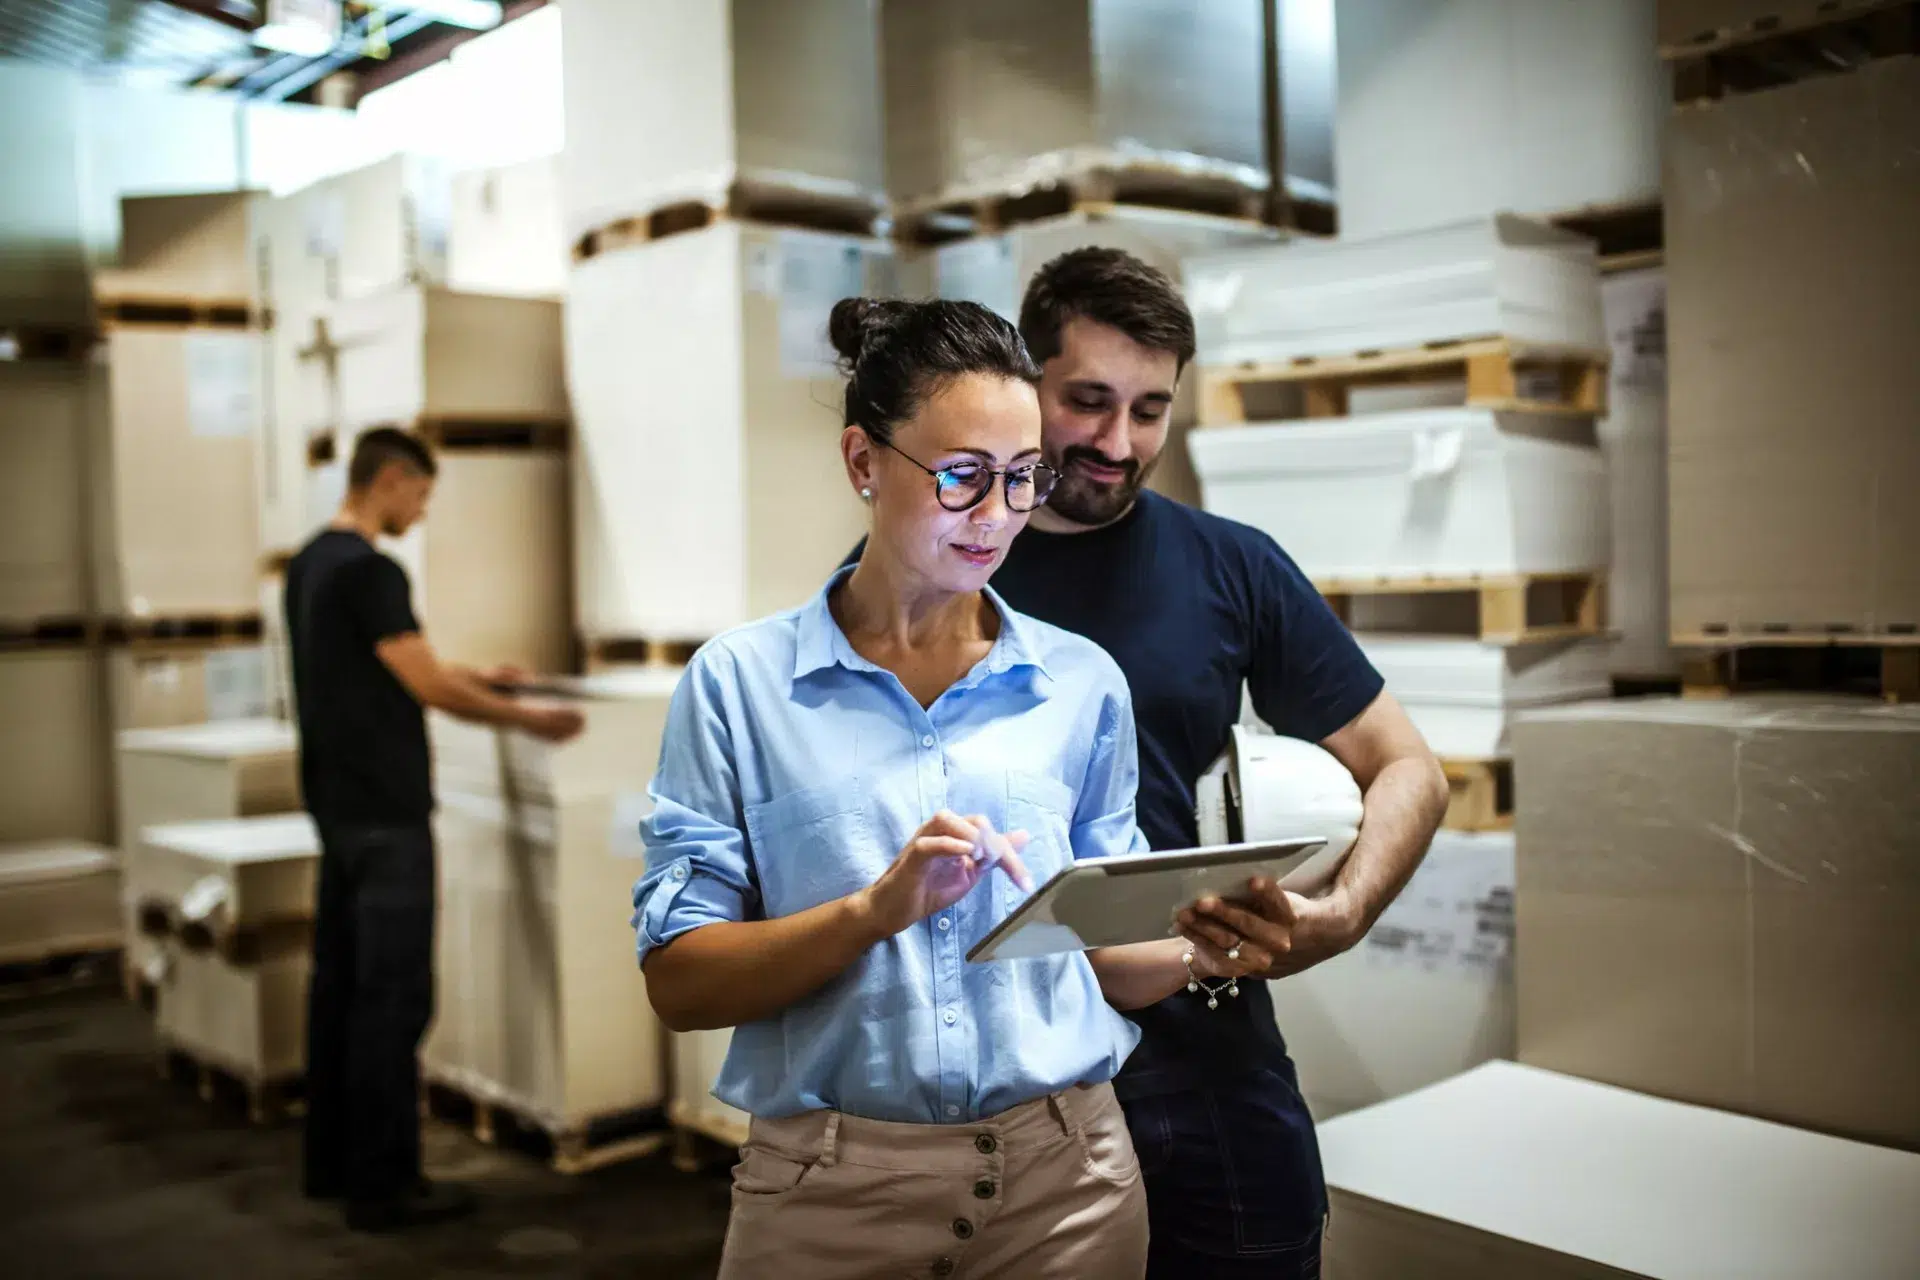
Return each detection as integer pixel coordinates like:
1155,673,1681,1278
1177,898,1279,979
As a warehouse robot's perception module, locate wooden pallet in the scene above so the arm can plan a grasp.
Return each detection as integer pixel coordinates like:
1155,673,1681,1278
156,1038,302,1126
585,636,705,669
101,613,264,646
136,899,313,966
1666,0,1917,101
1441,759,1513,833
1675,633,1919,702
0,616,95,652
0,323,98,361
96,295,269,331
314,418,570,459
573,181,883,262
1197,336,1610,425
421,1078,670,1176
892,163,1295,248
1319,572,1607,645
1547,199,1663,274
0,946,122,1003
1612,673,1686,699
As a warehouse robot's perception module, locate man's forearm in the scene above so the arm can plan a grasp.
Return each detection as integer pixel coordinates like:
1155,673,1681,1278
1330,753,1449,933
431,665,533,728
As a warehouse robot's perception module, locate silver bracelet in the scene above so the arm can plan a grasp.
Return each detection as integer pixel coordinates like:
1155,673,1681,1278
1182,947,1239,1010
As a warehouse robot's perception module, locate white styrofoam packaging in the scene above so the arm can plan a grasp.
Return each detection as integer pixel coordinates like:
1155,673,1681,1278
561,0,884,240
1318,1062,1920,1280
1597,266,1674,677
1357,636,1611,759
1189,408,1610,582
1333,0,1663,241
449,155,567,300
1271,830,1513,1121
1185,214,1606,368
568,223,891,640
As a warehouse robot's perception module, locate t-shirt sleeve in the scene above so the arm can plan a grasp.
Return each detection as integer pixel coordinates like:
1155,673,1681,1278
353,555,421,645
1245,535,1385,744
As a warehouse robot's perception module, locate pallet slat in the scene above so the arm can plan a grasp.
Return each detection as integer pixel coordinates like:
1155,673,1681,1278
1441,759,1512,832
893,164,1283,248
573,181,883,262
1198,337,1610,425
421,1077,669,1176
1666,0,1918,101
1319,572,1607,645
1677,639,1918,703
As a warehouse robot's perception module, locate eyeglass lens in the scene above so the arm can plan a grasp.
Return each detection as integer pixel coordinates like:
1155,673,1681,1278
934,462,1057,512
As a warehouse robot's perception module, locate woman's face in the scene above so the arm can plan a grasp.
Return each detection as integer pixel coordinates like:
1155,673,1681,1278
849,372,1045,596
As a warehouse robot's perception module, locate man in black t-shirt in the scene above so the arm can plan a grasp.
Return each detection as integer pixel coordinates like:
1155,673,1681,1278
285,428,582,1232
1000,251,1449,1276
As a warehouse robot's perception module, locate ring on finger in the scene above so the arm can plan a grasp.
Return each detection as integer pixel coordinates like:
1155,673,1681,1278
1226,935,1242,961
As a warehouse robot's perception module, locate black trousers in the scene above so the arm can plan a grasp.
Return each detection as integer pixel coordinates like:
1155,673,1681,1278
303,820,436,1204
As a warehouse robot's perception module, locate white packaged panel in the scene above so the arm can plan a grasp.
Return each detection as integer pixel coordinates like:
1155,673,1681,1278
1597,267,1672,676
0,650,110,845
0,362,95,621
157,948,309,1083
0,842,121,965
1189,409,1610,581
138,813,319,929
1271,831,1513,1119
450,156,567,299
1185,214,1605,368
1359,637,1611,758
1319,1062,1920,1280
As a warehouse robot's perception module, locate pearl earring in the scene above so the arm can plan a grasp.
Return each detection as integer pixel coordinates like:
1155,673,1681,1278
860,487,872,500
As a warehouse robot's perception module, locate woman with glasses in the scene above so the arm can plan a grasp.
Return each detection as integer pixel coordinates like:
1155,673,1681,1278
631,298,1265,1280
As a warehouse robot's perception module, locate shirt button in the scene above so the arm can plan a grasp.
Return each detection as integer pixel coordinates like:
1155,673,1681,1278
936,916,951,932
973,1178,995,1200
951,1219,974,1241
942,1009,958,1026
945,1104,960,1118
670,865,687,880
974,1134,996,1155
921,734,935,748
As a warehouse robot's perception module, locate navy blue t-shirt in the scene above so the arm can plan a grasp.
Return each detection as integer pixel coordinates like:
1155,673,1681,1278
852,491,1384,1096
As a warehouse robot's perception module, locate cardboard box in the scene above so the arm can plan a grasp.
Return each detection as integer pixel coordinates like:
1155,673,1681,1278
157,947,309,1084
0,648,109,845
138,813,317,936
1189,408,1609,581
94,191,256,302
1514,697,1920,1150
1666,56,1920,638
914,206,1277,507
1656,0,1890,50
0,362,95,621
881,0,1270,208
450,157,567,300
1270,831,1513,1120
568,223,891,639
106,645,275,732
325,287,566,432
0,842,120,965
562,0,883,240
425,670,677,1129
1319,1062,1920,1280
93,326,263,617
1597,267,1673,677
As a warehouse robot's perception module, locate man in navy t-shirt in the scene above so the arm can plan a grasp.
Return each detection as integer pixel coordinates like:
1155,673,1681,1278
996,249,1449,1275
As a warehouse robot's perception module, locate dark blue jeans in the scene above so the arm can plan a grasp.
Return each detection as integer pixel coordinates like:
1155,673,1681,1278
1122,1062,1327,1279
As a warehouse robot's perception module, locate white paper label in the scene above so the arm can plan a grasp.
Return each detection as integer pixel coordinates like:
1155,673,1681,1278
1602,270,1667,393
184,332,260,438
936,237,1019,321
779,233,871,379
139,659,184,694
204,647,271,722
609,788,655,859
745,242,780,298
1361,845,1514,975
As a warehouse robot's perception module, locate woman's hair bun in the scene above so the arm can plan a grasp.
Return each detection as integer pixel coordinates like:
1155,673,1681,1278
829,296,910,370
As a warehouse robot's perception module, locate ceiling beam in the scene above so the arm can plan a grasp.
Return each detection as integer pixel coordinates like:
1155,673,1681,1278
348,0,549,103
155,0,262,36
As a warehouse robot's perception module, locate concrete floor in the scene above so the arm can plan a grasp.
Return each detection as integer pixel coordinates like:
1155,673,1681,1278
0,979,732,1279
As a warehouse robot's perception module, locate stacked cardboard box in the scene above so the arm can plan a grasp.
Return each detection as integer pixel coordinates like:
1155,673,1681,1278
0,362,94,622
424,669,677,1138
450,156,568,300
0,646,110,845
1186,217,1614,782
0,842,120,966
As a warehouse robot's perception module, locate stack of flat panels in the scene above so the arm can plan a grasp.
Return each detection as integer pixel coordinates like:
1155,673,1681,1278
561,0,884,241
1268,830,1514,1121
0,361,94,623
1354,636,1610,759
0,648,110,845
115,719,301,984
1189,408,1609,582
1597,267,1673,678
880,0,1274,210
0,842,120,966
1317,1062,1920,1279
568,223,892,640
425,668,679,1135
450,157,567,300
1184,214,1605,368
106,645,276,733
143,815,319,1087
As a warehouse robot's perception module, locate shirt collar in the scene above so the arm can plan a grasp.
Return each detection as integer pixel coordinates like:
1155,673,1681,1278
792,564,1052,684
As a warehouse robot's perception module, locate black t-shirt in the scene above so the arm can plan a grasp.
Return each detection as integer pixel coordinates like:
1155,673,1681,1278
284,529,432,829
853,491,1384,1096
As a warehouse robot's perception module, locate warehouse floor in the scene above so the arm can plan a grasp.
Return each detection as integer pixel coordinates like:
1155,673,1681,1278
0,982,731,1280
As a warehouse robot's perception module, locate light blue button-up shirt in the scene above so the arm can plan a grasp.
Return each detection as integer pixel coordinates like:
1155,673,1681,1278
631,567,1149,1124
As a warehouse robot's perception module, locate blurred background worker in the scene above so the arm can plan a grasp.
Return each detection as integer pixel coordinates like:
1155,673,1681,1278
283,428,585,1233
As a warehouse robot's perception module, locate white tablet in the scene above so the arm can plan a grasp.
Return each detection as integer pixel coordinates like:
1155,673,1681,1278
966,837,1339,964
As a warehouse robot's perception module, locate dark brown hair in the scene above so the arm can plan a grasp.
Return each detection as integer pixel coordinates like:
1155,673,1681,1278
1019,246,1197,372
829,297,1040,445
347,427,437,489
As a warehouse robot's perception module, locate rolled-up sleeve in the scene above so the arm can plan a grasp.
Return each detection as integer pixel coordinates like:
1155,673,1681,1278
630,649,760,967
1069,677,1152,862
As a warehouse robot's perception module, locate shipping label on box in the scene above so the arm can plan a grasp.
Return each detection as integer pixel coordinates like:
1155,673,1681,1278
1604,269,1666,393
1361,840,1514,976
204,647,271,722
937,238,1020,322
183,332,261,439
776,233,874,378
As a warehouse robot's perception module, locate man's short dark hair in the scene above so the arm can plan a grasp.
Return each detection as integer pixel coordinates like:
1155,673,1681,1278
1019,247,1197,372
347,427,437,490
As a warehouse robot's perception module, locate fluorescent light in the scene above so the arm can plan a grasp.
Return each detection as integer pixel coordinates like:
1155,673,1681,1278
406,0,502,30
253,21,336,57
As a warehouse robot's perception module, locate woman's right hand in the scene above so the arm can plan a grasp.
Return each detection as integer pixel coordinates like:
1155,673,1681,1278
855,809,1032,940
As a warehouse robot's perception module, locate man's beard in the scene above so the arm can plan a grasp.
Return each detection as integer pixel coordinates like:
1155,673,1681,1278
1043,445,1158,527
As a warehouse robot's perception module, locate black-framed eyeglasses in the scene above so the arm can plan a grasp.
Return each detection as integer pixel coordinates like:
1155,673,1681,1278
884,441,1058,513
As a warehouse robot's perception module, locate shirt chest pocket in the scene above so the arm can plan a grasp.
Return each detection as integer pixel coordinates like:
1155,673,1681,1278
1005,770,1077,896
744,778,879,916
